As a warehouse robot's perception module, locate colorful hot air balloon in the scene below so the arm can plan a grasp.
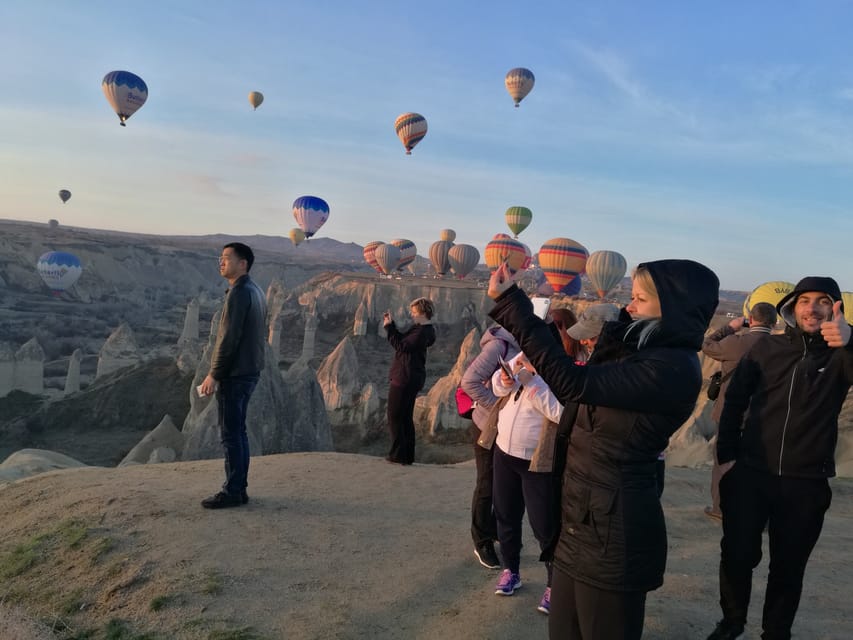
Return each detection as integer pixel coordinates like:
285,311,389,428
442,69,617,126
448,244,480,279
586,250,627,299
505,206,532,237
394,112,428,155
439,228,456,243
742,281,796,317
429,240,453,276
505,68,535,107
363,241,385,274
288,228,305,247
292,196,329,239
374,243,402,275
58,190,71,204
389,239,416,271
484,234,531,274
842,292,853,325
37,251,82,294
102,71,148,126
538,238,588,293
248,91,264,110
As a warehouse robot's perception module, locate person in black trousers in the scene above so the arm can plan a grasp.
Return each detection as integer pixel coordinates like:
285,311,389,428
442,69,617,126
383,297,436,465
708,277,853,640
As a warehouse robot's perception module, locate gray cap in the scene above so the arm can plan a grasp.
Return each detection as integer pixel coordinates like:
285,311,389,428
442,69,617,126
567,303,621,340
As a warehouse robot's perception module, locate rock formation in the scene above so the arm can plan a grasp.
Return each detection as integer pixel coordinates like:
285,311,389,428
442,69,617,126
176,298,203,374
64,348,82,395
266,279,287,360
301,304,318,361
416,327,482,436
179,298,200,343
181,309,333,461
353,301,368,336
0,448,88,484
119,414,185,466
96,322,140,378
0,342,14,397
14,338,45,395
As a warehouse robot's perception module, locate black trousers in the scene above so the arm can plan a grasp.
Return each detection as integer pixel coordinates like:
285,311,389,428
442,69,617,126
470,425,497,547
386,383,419,464
549,567,647,640
718,464,831,639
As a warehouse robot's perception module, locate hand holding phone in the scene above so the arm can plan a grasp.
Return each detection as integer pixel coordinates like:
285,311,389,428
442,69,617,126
498,355,515,380
532,297,552,319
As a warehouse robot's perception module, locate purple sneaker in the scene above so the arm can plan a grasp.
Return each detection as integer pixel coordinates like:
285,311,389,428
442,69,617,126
537,587,551,614
494,569,522,596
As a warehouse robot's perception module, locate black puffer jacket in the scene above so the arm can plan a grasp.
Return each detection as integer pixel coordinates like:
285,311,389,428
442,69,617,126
386,321,436,389
490,259,718,592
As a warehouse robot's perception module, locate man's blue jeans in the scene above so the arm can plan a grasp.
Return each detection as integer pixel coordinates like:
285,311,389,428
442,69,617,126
217,374,260,496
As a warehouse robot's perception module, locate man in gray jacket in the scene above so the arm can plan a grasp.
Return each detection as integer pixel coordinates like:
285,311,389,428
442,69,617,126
200,242,267,509
701,301,776,520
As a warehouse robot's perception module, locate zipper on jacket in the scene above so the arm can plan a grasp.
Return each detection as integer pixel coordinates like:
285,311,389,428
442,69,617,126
778,336,808,475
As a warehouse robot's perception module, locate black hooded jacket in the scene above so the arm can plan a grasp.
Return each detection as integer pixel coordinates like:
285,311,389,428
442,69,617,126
717,278,853,478
490,259,718,592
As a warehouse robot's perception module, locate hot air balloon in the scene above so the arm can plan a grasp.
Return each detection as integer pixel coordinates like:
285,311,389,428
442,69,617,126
484,234,531,274
288,228,305,247
374,243,402,275
448,244,480,279
102,70,148,126
389,238,417,271
363,241,385,274
742,281,796,317
842,292,853,325
429,240,453,276
586,250,627,299
505,206,532,237
394,112,428,155
58,190,71,204
248,91,264,110
505,68,535,107
292,196,329,239
439,228,456,243
535,270,583,296
37,251,82,294
538,238,588,293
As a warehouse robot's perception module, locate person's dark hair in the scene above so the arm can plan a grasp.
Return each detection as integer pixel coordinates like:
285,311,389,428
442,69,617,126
549,307,583,359
223,242,255,271
749,302,777,327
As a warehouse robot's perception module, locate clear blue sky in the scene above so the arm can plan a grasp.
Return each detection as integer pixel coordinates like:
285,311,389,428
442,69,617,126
2,1,853,291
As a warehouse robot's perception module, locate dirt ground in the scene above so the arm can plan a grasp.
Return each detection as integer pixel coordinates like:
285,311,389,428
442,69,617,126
1,454,851,639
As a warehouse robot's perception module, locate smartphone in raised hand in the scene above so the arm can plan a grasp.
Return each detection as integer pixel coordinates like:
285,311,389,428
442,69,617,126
531,297,552,319
498,355,515,379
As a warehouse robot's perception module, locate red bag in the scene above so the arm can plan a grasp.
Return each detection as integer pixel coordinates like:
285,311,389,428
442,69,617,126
455,386,475,419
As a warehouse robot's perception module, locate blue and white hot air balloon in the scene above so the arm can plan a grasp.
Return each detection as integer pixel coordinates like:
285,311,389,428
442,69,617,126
102,71,148,126
292,196,330,239
37,251,82,294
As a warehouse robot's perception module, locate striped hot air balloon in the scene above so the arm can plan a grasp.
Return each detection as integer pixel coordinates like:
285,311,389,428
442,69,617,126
505,206,532,237
248,91,264,110
374,243,402,275
389,239,416,271
484,234,531,274
429,240,453,276
394,112,428,155
505,68,535,107
538,238,588,293
102,70,148,126
586,250,627,299
448,244,480,279
292,195,329,238
363,241,385,274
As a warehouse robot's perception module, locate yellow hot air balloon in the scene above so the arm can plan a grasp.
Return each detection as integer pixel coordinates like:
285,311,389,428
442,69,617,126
841,292,853,325
743,281,796,317
439,228,456,243
585,250,627,299
288,228,305,247
484,234,530,274
538,238,588,293
248,91,264,110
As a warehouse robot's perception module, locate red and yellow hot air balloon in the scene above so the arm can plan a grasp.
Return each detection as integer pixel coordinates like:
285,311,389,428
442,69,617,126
363,241,385,274
484,234,531,274
538,238,588,293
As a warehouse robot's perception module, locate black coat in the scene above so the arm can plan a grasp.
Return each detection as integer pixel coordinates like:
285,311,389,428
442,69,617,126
490,259,718,592
386,321,436,389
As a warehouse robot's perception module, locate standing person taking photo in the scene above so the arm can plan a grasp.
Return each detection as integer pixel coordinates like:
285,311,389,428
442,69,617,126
488,259,719,640
383,298,436,465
